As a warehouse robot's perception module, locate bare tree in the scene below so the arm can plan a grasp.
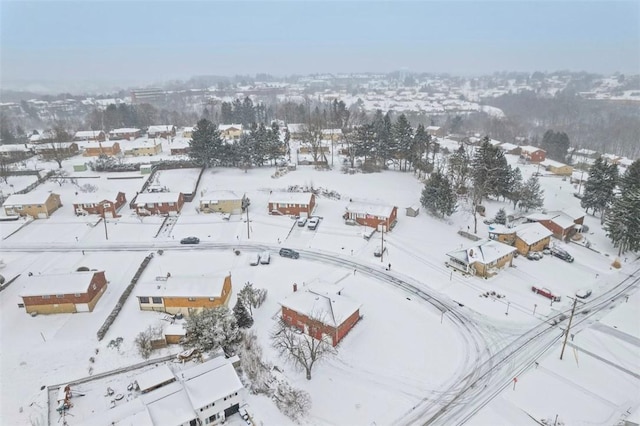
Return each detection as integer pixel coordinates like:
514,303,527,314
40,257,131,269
271,319,336,380
0,157,10,184
272,380,311,422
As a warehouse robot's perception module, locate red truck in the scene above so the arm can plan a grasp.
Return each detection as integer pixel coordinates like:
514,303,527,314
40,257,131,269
531,286,561,302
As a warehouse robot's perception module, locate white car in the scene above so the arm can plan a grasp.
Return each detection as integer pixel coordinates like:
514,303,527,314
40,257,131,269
297,217,307,227
307,217,320,230
575,289,592,299
249,253,260,266
260,251,271,265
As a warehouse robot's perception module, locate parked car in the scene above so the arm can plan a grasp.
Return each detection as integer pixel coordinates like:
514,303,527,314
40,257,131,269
542,247,551,255
526,252,542,261
551,247,574,263
575,288,592,299
531,285,561,302
279,248,300,259
374,246,387,257
307,217,320,230
180,236,200,244
297,217,307,227
249,253,260,266
260,251,271,264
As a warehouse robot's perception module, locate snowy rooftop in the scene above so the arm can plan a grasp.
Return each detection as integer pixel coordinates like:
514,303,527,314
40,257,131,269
148,125,174,133
447,239,516,264
18,271,102,297
135,192,182,205
84,140,120,148
135,275,228,298
218,124,242,131
183,362,243,410
514,222,553,245
134,364,175,392
527,212,576,229
280,289,361,327
3,191,56,206
73,191,123,205
520,145,545,153
200,190,243,202
286,123,307,133
125,139,162,149
268,192,314,205
110,128,141,134
345,201,396,218
540,159,570,168
74,130,103,138
499,142,518,151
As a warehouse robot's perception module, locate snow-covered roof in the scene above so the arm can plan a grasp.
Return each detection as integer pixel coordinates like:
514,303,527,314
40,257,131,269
33,142,77,151
135,192,182,205
280,290,361,327
514,222,552,245
18,271,102,297
3,192,57,206
73,191,123,205
575,148,597,155
552,208,585,221
74,130,103,138
181,126,195,133
447,240,516,265
520,145,545,153
134,364,175,392
148,125,174,133
286,123,307,133
218,124,242,132
306,282,344,296
183,362,243,410
84,140,119,148
426,126,441,131
540,159,570,168
527,212,576,229
0,144,31,152
269,192,314,205
125,139,162,149
110,128,141,134
322,128,342,135
164,322,186,336
345,201,396,218
135,275,227,298
144,383,197,425
498,142,519,151
487,224,514,235
200,190,243,203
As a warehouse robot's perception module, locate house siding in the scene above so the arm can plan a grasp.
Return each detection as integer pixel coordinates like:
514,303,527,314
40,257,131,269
4,193,62,219
22,272,108,314
200,199,243,214
281,305,360,347
73,192,126,217
135,193,185,216
345,206,398,231
515,236,551,255
269,194,316,217
139,276,231,316
83,142,121,157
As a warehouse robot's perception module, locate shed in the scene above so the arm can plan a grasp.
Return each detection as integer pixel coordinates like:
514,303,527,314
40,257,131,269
73,163,87,172
135,364,176,393
405,205,420,217
140,164,153,175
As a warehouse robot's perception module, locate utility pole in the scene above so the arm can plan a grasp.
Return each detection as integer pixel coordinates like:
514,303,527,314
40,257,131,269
560,297,580,360
380,224,385,263
246,205,250,239
102,208,108,240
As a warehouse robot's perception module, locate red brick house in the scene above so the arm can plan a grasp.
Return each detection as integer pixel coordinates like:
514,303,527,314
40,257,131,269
73,191,127,218
18,271,108,314
134,192,184,216
268,193,316,217
344,202,398,231
519,145,546,163
280,286,361,347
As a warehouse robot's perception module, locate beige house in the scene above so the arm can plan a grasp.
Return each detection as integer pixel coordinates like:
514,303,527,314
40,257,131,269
124,139,163,157
3,192,62,219
199,191,247,214
83,140,121,157
514,222,553,255
540,159,573,176
446,240,516,278
218,124,243,140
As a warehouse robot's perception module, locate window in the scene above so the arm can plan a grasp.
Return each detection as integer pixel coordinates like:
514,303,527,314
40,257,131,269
146,203,154,208
168,202,175,207
209,297,216,301
139,297,149,304
75,293,81,298
152,297,162,304
42,295,50,299
188,297,196,302
56,294,64,299
92,284,97,290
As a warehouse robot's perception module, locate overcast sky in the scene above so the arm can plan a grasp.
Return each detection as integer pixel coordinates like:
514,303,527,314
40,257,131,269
1,1,639,90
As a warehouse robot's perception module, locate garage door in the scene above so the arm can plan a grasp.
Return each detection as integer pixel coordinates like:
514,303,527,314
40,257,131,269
224,403,240,418
76,303,90,312
38,212,47,219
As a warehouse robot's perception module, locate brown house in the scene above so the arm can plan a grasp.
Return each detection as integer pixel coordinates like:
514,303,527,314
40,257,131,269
134,192,184,216
169,139,191,155
18,271,108,314
83,141,121,157
446,240,516,278
488,225,517,245
344,202,398,231
526,209,584,240
73,191,126,218
3,192,62,219
268,193,316,217
519,145,546,163
280,286,361,347
74,130,106,142
514,222,553,255
34,142,79,159
148,125,176,139
135,274,232,316
109,128,142,140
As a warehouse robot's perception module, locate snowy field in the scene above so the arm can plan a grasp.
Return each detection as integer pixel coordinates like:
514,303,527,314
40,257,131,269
0,150,638,426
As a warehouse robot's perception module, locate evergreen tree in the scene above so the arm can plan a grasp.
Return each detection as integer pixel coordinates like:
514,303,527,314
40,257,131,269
411,124,429,175
189,118,224,167
541,130,571,162
507,167,524,209
581,157,618,219
471,137,510,202
494,208,507,225
392,114,413,171
518,175,545,211
233,299,254,328
184,306,241,355
620,159,640,193
353,124,377,165
220,102,233,124
420,170,457,217
447,144,471,193
605,188,640,256
233,134,255,171
241,97,256,127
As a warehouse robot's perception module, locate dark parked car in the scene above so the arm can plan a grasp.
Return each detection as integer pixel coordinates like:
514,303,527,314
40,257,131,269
180,237,200,244
551,248,574,262
279,248,300,259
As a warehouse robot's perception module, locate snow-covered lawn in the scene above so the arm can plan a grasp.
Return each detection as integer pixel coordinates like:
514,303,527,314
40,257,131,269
1,155,638,425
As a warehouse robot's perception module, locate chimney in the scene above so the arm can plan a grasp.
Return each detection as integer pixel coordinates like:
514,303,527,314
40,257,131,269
293,283,297,292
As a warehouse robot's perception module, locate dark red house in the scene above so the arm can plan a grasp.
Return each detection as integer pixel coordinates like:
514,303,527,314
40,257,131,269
519,145,546,163
344,202,398,231
18,271,108,314
134,192,184,216
268,192,316,217
73,191,127,218
280,287,361,347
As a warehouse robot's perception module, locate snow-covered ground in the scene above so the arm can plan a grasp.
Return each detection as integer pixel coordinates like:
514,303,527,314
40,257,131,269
0,150,638,425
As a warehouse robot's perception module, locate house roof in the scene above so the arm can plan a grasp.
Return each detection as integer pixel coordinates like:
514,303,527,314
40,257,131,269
0,144,31,153
84,140,119,148
218,124,242,132
4,192,57,206
447,240,516,265
135,192,182,205
426,125,441,131
34,142,77,151
183,362,243,410
19,271,102,297
125,139,162,149
345,201,396,218
527,212,576,229
110,128,141,134
280,290,361,327
143,384,197,426
286,123,307,133
515,222,552,245
560,207,585,221
135,275,228,298
540,159,570,168
148,125,174,133
269,192,314,205
73,191,123,205
200,190,243,203
74,130,103,138
499,142,519,151
487,224,515,235
322,128,342,135
520,145,545,153
135,364,175,392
